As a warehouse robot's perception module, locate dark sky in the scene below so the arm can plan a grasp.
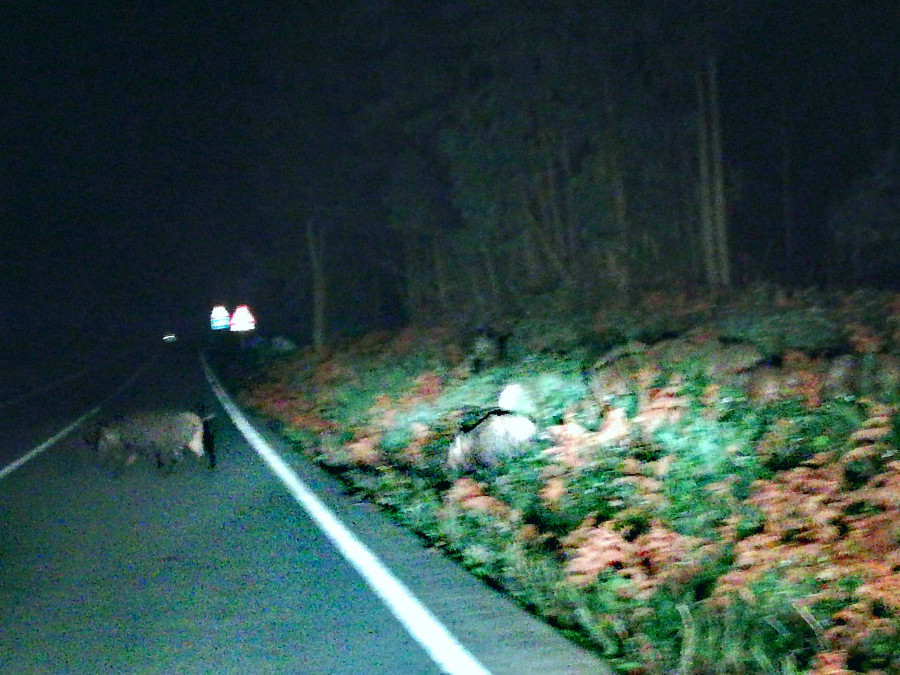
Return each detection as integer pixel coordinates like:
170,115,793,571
3,4,273,349
3,2,899,362
722,2,900,258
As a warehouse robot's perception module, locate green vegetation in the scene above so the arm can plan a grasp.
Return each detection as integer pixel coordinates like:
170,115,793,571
217,288,900,675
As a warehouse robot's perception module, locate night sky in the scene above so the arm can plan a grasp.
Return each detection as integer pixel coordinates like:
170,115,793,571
4,5,264,348
3,2,899,372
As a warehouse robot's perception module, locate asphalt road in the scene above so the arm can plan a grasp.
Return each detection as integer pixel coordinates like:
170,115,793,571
0,341,610,674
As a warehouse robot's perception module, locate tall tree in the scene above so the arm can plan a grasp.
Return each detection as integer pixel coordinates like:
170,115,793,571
305,217,327,352
696,53,731,290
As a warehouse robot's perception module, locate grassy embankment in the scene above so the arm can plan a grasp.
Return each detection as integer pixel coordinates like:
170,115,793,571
216,288,900,675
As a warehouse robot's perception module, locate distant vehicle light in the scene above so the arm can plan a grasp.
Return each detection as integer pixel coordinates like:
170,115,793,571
210,305,230,330
229,304,256,332
163,333,177,343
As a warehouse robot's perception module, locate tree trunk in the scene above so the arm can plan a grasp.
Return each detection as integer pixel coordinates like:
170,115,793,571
432,234,451,316
560,137,578,258
306,218,326,353
696,70,718,288
708,56,731,289
696,57,730,291
479,242,502,307
778,92,794,278
608,152,631,299
521,187,576,289
402,235,425,321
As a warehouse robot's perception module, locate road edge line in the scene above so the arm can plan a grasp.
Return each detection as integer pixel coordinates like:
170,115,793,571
202,355,492,675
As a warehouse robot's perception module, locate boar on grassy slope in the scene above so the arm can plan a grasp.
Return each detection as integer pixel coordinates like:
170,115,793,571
447,410,537,471
96,411,215,473
447,384,538,471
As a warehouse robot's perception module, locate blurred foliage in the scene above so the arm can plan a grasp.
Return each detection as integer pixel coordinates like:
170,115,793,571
229,287,900,674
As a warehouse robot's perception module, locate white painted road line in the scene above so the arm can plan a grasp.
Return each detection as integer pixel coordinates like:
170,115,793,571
202,356,493,675
0,406,101,481
0,352,157,481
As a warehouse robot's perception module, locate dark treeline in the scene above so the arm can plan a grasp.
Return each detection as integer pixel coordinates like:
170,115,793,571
246,1,900,336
